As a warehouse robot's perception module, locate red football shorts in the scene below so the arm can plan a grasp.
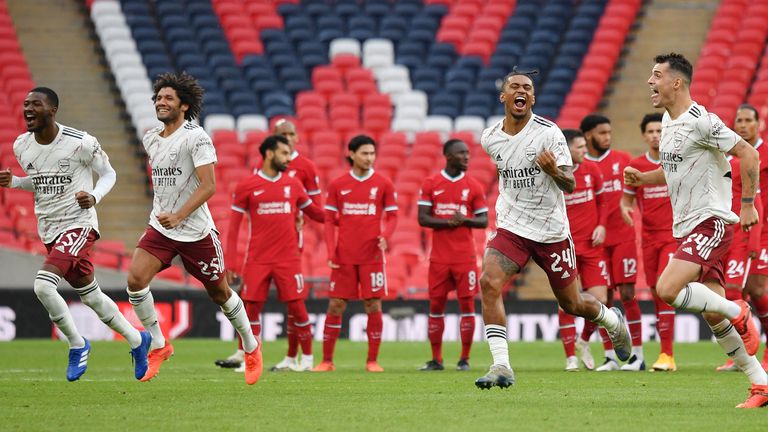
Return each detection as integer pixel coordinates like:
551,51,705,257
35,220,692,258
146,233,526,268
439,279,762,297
137,226,226,286
44,227,98,282
642,239,677,288
330,263,387,300
671,217,734,286
603,240,637,286
750,223,768,276
428,261,479,299
486,228,578,290
241,259,305,302
724,228,752,288
573,242,609,289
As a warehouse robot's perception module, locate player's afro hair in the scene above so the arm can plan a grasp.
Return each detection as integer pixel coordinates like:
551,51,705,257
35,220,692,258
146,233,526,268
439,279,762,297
152,72,204,121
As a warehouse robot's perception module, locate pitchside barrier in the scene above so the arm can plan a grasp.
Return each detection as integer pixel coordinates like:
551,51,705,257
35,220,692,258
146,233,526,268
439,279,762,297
0,287,724,342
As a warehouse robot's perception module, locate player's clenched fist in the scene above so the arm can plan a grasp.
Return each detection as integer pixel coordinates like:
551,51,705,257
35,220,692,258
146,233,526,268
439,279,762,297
75,191,96,209
623,166,643,187
0,168,11,187
156,212,182,229
535,150,558,176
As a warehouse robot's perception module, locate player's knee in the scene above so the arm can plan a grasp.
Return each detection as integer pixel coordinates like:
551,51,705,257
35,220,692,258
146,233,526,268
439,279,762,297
127,271,149,291
328,298,347,315
33,273,58,300
559,297,581,316
479,272,502,295
205,285,230,305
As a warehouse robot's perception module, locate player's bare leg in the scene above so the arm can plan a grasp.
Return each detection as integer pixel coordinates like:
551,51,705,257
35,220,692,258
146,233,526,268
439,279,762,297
313,298,347,372
364,298,384,372
618,283,645,371
475,248,517,389
657,258,767,405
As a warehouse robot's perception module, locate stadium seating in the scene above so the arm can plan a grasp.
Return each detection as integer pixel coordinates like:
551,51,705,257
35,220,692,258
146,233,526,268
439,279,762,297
74,0,697,295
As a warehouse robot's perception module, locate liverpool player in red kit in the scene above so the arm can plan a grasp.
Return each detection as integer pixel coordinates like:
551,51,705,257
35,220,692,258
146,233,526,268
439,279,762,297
581,114,643,371
417,139,488,371
559,129,609,372
217,120,323,371
314,135,398,372
717,104,768,372
621,113,678,371
224,135,325,373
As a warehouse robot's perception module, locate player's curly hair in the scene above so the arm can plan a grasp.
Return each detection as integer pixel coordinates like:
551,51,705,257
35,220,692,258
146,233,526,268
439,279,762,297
152,72,204,121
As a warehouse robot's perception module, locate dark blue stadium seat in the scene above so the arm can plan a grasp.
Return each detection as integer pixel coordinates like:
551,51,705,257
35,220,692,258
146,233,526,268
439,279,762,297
423,4,449,19
261,29,289,45
155,2,184,17
405,28,435,45
319,28,345,44
170,41,199,57
166,27,195,44
265,40,294,58
196,28,227,45
301,54,326,70
160,15,187,30
365,2,391,18
530,30,561,46
284,79,312,95
131,27,162,44
350,15,376,32
411,16,439,33
430,93,461,116
413,67,442,94
264,105,293,119
317,14,345,32
144,54,173,71
285,15,313,30
464,93,493,116
394,2,421,17
177,53,206,70
192,15,220,30
277,3,302,18
287,27,314,44
350,29,376,41
137,40,165,56
305,3,332,18
203,40,231,57
125,14,154,29
209,53,237,69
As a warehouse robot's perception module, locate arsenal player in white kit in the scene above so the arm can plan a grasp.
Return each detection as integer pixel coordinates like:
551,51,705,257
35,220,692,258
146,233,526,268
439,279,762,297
125,73,262,385
474,69,631,390
625,53,766,408
0,87,150,381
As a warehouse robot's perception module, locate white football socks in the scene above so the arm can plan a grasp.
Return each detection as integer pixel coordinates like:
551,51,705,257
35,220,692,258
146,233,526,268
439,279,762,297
221,291,258,353
34,271,84,348
710,320,767,385
76,280,141,348
672,282,741,318
127,286,165,349
592,304,620,332
485,324,511,368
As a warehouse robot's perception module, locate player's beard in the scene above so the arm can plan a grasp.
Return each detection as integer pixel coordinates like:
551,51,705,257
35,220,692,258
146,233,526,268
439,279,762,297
28,115,51,133
590,137,609,156
272,160,287,172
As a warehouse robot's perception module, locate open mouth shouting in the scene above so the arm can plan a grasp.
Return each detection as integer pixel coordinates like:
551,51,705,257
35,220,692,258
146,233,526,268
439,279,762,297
650,87,660,106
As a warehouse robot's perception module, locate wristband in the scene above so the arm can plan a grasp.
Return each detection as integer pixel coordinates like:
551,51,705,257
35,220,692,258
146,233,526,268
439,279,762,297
741,197,755,204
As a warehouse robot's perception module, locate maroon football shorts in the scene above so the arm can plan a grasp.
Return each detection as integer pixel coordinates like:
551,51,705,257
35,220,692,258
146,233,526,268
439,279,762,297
486,228,578,290
44,227,98,282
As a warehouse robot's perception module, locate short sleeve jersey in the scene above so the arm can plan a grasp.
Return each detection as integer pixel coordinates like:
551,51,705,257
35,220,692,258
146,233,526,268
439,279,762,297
325,170,397,265
584,149,634,246
288,151,321,199
480,115,572,243
231,171,311,264
624,153,674,243
660,103,740,238
418,170,489,264
563,160,604,246
13,124,104,243
143,121,217,241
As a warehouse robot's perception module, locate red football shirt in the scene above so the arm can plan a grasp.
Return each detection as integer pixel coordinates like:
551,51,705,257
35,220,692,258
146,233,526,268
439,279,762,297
585,149,635,246
325,169,398,265
227,171,317,266
257,151,321,201
418,170,488,264
624,153,674,244
564,160,605,246
728,155,763,251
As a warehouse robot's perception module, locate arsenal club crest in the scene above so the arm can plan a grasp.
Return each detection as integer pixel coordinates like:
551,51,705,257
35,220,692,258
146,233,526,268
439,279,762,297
169,148,178,161
525,146,536,162
58,159,70,172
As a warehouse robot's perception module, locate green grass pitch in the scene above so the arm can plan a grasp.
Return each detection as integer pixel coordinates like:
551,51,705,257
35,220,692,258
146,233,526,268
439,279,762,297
0,340,765,431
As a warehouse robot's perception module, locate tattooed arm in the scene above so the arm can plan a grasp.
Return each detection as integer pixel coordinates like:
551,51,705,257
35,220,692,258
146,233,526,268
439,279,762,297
536,150,575,193
729,140,760,231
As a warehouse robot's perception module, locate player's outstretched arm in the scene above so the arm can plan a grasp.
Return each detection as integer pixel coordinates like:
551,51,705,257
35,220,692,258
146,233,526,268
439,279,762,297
624,166,665,186
536,150,575,193
0,168,34,191
730,139,761,231
156,163,216,229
